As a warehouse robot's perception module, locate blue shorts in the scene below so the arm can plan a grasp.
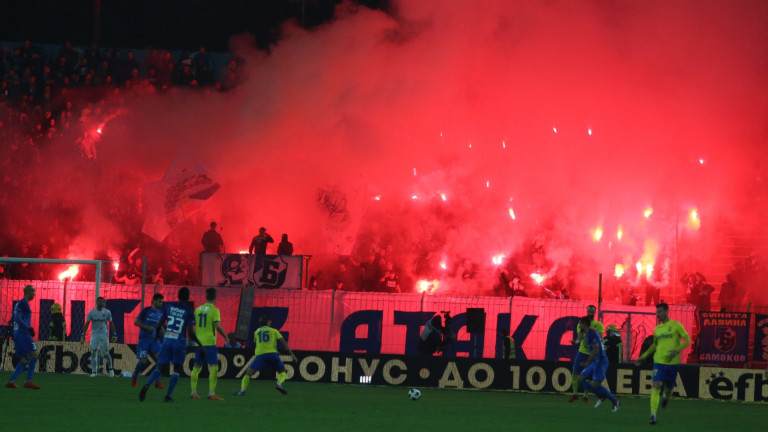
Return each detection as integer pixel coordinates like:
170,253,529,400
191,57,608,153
136,338,161,360
580,356,609,382
248,352,284,372
13,332,37,358
194,346,219,365
652,363,679,388
572,352,589,374
157,339,187,366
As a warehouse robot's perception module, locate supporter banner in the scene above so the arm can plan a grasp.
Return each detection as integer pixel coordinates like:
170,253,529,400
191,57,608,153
697,312,750,363
698,366,768,402
754,314,768,362
0,281,696,360
199,253,302,289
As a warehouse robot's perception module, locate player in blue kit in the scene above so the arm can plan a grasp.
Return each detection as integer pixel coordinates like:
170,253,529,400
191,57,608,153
139,287,201,402
574,316,619,412
5,285,41,389
569,305,603,403
131,293,165,389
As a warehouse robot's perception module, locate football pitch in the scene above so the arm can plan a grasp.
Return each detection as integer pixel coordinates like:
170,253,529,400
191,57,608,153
2,374,764,431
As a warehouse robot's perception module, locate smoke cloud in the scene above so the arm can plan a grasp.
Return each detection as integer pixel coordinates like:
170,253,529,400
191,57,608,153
6,0,768,301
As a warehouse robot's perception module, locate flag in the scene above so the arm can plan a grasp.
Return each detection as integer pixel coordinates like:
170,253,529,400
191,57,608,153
142,158,220,241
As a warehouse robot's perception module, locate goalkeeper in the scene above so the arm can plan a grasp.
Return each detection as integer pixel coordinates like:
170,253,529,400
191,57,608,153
82,297,118,377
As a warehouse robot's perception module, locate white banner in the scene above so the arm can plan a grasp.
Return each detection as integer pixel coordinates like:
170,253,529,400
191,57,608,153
200,253,302,289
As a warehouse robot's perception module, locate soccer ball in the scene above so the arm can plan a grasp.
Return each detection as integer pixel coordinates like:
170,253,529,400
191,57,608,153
408,388,421,400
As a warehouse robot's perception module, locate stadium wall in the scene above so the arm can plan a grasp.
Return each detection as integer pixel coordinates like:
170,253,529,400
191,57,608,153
3,342,766,403
0,280,697,361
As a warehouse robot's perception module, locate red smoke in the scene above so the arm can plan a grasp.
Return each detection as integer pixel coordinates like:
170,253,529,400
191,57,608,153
7,1,768,304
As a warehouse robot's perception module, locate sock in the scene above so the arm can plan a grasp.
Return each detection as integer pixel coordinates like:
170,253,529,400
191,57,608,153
25,358,37,381
241,374,251,392
9,361,26,382
277,371,286,386
167,373,179,397
209,365,219,395
91,351,99,374
133,361,148,378
105,353,113,370
146,369,162,387
651,387,661,414
591,384,617,403
191,365,201,393
571,372,579,394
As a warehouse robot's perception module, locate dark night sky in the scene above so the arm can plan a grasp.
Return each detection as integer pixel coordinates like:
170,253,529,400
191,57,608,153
0,0,389,51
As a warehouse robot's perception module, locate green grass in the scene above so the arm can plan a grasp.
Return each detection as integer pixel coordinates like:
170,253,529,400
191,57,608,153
3,373,765,431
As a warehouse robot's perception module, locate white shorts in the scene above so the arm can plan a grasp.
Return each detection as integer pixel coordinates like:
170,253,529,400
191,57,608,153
90,335,109,353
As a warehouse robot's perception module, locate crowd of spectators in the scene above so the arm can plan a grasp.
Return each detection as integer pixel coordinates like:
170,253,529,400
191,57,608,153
0,39,244,284
1,40,243,143
718,254,768,312
2,41,765,305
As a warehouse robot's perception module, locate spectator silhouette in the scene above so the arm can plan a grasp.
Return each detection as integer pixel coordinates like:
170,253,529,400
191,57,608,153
249,227,274,255
201,221,225,253
277,233,293,256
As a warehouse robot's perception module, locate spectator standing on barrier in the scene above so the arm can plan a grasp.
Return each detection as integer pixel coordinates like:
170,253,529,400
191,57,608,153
48,303,66,341
645,282,660,306
569,304,603,404
249,227,274,255
634,302,691,426
277,233,293,255
81,296,117,377
496,269,514,297
224,332,242,348
5,284,40,389
511,275,528,297
131,293,165,389
201,221,225,253
190,288,228,400
379,263,401,293
718,274,736,312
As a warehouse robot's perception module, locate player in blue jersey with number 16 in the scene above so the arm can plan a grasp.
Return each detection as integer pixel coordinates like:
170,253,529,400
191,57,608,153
235,315,297,396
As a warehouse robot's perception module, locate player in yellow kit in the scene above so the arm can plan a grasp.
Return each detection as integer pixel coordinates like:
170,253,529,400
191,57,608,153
191,288,228,400
634,302,690,425
235,315,298,396
569,305,604,403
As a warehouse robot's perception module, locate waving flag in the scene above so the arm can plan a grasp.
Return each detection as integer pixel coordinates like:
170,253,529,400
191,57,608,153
142,158,220,241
